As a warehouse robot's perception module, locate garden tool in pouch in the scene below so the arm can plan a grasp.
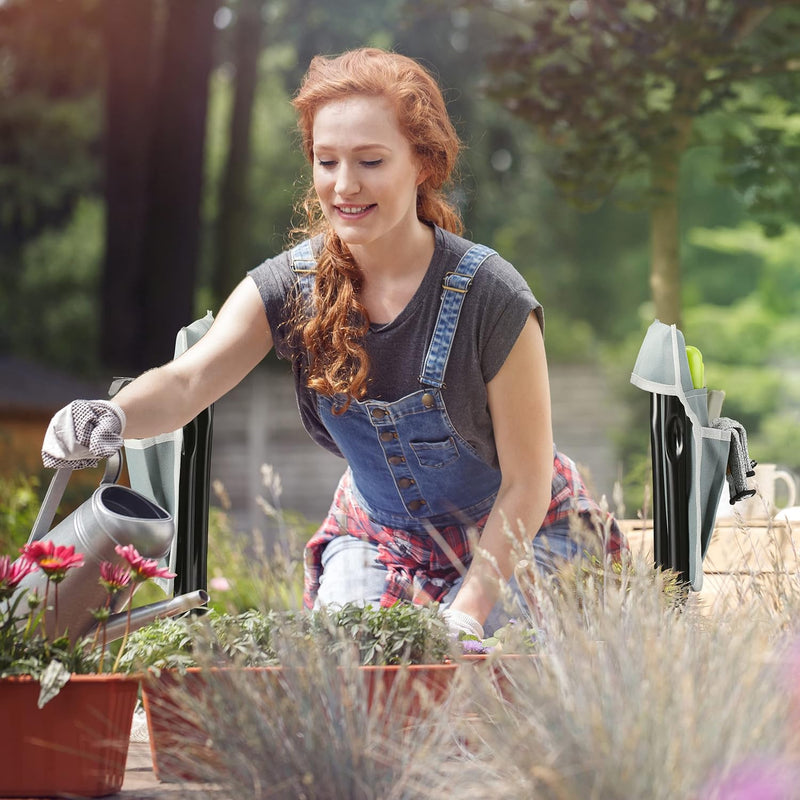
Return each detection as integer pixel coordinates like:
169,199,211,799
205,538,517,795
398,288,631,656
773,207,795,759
13,451,208,642
631,320,755,590
710,417,756,504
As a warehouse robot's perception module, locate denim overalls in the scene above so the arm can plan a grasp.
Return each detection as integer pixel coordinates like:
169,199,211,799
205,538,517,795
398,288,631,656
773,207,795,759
292,238,500,531
291,239,625,620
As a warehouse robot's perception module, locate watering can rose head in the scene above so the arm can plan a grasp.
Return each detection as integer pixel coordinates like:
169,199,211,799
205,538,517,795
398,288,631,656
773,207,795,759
0,542,176,705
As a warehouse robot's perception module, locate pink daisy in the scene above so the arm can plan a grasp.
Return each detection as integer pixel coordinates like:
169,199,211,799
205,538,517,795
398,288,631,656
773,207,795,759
99,561,132,593
115,544,176,582
0,554,38,598
20,540,84,582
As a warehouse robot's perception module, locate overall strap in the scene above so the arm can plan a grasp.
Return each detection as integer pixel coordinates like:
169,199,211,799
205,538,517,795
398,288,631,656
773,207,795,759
418,244,496,389
290,239,317,309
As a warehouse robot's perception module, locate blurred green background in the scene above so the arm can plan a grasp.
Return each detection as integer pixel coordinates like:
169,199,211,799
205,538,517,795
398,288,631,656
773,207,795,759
2,0,799,522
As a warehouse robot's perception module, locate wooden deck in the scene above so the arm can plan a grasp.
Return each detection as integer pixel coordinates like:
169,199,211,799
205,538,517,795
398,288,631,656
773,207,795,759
620,515,800,614
115,743,185,798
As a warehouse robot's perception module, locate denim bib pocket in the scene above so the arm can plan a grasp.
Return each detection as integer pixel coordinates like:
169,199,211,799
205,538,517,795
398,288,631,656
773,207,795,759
409,437,459,468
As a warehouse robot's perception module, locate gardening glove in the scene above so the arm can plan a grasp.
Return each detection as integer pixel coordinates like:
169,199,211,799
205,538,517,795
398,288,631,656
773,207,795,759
42,399,126,470
442,608,484,640
710,417,757,503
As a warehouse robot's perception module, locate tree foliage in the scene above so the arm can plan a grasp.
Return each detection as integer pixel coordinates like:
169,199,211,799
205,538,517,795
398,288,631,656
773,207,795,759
0,0,104,359
454,0,800,325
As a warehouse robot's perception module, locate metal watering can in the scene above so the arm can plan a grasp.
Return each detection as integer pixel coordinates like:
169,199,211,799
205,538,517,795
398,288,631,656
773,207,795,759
15,452,208,643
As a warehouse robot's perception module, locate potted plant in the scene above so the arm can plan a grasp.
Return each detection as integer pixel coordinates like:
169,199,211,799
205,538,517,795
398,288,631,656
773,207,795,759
127,602,461,782
0,541,174,798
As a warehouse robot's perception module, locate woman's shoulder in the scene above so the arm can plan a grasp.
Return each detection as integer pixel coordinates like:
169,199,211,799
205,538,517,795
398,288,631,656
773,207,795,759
249,234,325,275
434,226,529,294
247,236,329,305
434,226,482,261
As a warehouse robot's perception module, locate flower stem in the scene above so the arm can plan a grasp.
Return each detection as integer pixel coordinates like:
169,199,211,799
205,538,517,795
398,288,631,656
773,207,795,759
95,597,110,672
99,622,108,673
41,578,51,639
111,584,135,673
54,582,59,636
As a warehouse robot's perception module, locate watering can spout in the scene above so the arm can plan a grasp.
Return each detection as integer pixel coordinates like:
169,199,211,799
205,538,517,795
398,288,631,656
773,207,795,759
88,589,209,643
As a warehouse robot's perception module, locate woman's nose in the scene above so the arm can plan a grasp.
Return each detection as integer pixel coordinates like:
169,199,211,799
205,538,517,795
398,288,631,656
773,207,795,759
335,163,359,195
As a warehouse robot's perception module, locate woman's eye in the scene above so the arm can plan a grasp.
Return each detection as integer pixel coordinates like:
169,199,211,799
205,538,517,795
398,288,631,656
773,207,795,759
361,159,383,168
317,159,336,168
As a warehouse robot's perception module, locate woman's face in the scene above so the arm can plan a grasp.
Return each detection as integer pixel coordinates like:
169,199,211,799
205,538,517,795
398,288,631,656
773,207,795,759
311,94,426,251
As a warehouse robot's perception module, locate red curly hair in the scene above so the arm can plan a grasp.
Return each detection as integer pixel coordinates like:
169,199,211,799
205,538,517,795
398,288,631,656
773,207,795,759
291,48,463,410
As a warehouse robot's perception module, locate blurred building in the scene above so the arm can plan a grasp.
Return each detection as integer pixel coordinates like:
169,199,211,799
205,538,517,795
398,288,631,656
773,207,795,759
0,356,107,478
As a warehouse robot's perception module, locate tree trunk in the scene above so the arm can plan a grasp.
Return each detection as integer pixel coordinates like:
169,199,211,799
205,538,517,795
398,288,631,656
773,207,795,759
648,116,693,328
212,0,265,307
139,0,217,369
100,0,156,373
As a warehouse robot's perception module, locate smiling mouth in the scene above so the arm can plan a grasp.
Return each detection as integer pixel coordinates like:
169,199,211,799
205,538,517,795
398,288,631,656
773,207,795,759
336,204,376,217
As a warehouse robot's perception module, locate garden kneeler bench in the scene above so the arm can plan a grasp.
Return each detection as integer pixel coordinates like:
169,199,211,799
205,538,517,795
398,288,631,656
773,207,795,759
108,312,215,597
630,320,754,590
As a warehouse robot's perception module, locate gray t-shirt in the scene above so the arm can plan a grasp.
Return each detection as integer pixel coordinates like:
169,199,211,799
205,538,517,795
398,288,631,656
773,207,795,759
247,225,541,469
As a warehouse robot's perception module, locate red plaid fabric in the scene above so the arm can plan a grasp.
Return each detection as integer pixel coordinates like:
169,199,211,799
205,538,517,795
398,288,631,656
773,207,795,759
303,469,485,610
303,453,626,610
546,450,627,555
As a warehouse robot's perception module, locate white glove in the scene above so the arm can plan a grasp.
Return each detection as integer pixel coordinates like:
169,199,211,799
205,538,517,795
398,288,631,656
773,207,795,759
42,400,126,470
442,608,484,640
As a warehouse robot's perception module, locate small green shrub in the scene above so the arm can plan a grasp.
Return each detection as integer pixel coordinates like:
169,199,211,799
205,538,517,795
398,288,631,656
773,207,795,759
0,474,41,553
120,601,453,673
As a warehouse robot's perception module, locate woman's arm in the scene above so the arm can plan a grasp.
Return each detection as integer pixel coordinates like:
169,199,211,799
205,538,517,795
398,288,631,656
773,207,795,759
114,276,273,439
447,313,554,625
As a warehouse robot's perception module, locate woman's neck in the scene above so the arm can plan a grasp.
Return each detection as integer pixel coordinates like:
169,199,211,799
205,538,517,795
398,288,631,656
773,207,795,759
348,219,435,278
349,221,436,324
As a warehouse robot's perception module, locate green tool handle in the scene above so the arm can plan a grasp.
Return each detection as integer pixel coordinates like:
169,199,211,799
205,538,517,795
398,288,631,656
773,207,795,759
685,345,705,389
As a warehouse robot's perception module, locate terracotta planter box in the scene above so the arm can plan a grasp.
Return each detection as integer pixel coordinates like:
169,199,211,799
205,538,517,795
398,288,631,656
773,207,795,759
0,673,140,798
457,652,537,702
142,663,459,783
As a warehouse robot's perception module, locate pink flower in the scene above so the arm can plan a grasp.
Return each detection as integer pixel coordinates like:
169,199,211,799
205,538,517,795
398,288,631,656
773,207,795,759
114,544,144,570
114,544,176,582
0,555,37,598
21,540,84,583
701,756,799,800
99,561,132,593
209,576,231,592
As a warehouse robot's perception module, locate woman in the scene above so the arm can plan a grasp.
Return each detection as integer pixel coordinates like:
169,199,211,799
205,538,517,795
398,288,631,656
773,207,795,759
42,48,624,638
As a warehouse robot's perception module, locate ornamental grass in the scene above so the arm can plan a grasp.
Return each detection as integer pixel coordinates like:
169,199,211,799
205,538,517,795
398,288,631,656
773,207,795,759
162,474,800,799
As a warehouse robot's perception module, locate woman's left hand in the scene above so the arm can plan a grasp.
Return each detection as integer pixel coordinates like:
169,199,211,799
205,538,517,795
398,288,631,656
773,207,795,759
442,608,484,640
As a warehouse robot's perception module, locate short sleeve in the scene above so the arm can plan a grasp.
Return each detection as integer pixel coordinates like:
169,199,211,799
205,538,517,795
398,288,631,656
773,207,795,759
247,250,298,361
469,254,542,383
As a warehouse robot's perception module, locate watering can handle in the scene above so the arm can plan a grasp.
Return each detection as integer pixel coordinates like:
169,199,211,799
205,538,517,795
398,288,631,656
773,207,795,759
27,451,124,544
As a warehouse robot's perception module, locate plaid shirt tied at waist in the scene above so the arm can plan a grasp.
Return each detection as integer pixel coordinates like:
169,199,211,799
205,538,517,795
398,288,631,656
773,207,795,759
303,452,626,610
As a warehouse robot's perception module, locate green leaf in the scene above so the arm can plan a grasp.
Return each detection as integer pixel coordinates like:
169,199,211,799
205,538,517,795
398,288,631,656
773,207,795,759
38,660,71,708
